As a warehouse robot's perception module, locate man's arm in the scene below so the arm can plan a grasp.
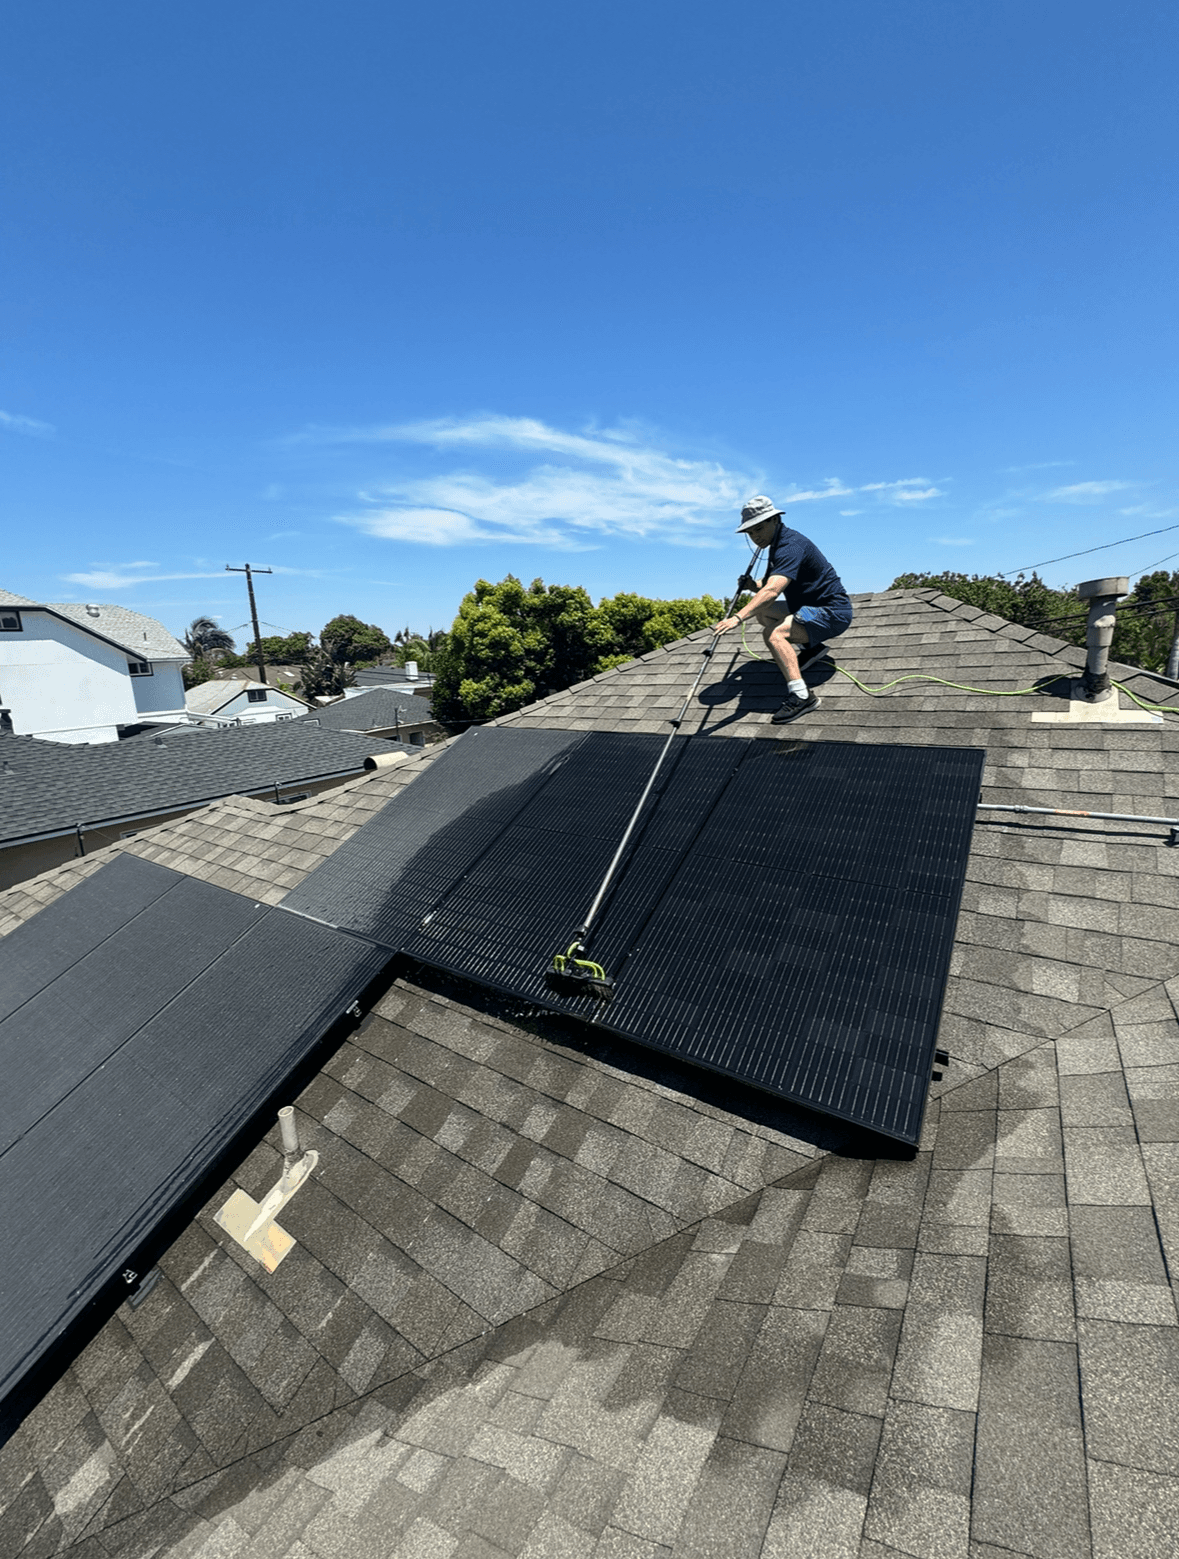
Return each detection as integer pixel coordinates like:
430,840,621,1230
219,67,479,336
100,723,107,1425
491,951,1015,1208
713,574,790,635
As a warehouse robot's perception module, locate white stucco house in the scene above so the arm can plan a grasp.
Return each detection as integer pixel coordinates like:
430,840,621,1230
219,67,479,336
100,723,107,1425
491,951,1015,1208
0,587,189,744
185,676,311,727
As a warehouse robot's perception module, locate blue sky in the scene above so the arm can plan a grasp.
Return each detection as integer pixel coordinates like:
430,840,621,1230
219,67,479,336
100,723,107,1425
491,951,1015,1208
2,2,1176,647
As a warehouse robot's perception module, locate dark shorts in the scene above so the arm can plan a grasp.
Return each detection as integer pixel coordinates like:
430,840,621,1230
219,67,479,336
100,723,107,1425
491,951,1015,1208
795,599,854,645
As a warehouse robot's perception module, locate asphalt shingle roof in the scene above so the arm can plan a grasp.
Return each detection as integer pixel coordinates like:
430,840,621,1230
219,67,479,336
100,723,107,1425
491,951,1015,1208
301,685,435,732
44,601,187,661
0,721,405,845
2,586,1178,1558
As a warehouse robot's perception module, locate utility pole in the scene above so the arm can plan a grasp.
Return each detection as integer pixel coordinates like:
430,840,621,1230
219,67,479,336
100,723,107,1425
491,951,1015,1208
226,564,273,685
1167,607,1179,681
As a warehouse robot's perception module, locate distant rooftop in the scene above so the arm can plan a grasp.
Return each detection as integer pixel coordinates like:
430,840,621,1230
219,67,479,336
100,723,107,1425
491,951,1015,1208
0,588,187,661
301,685,436,733
0,720,403,847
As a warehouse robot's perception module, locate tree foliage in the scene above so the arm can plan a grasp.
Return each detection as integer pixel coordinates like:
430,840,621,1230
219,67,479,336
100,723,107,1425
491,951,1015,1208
181,658,218,691
296,642,357,701
391,626,449,672
890,569,1179,675
182,616,235,661
320,615,393,667
432,576,729,722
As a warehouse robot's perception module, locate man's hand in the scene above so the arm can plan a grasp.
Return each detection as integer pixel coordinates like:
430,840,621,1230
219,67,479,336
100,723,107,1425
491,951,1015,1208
737,573,759,592
713,616,740,636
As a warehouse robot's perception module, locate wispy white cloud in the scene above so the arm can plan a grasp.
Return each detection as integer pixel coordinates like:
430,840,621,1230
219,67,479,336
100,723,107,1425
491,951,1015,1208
839,509,862,517
0,409,54,436
1001,459,1074,473
63,568,226,590
780,481,854,504
334,415,758,549
1043,480,1133,501
893,486,943,502
323,413,942,550
860,478,944,502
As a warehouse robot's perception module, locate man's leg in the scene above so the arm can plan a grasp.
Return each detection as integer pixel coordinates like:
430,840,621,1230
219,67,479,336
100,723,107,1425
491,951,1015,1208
753,604,810,684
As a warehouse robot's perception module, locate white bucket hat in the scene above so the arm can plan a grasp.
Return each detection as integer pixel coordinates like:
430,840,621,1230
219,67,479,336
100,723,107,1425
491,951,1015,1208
736,495,783,533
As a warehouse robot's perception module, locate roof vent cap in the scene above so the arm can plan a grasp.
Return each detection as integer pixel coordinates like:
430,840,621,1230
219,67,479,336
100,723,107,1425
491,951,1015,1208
153,735,167,747
85,604,100,617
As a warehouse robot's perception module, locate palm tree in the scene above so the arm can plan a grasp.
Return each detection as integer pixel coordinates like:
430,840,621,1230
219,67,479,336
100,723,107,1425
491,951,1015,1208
296,643,356,702
183,616,235,662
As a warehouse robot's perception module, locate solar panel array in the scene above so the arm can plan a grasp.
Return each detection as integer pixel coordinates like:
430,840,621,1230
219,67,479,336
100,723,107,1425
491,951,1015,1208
290,727,983,1144
0,854,386,1418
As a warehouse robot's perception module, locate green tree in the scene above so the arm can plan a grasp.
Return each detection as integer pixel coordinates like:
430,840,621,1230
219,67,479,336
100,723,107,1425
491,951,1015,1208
433,577,730,721
320,615,393,667
433,577,607,722
591,591,725,673
237,630,314,665
392,626,449,672
182,658,218,691
296,642,357,701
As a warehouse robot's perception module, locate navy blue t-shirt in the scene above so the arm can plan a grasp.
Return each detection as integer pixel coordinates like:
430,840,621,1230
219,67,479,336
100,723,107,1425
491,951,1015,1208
764,525,849,614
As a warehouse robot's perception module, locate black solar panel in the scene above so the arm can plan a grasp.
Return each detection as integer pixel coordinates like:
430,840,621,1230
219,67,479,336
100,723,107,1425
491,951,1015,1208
288,729,980,1145
281,725,585,945
0,860,387,1417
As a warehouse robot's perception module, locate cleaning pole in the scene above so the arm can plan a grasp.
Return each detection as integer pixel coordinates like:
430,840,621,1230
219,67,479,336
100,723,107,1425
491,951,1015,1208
547,550,764,1000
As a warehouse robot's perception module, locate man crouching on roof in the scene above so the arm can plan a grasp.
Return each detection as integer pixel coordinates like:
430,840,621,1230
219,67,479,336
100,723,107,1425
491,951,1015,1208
713,494,854,725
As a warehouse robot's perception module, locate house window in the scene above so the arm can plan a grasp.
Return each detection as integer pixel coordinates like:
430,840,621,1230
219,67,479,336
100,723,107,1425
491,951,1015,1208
0,610,21,632
128,660,152,677
247,689,267,702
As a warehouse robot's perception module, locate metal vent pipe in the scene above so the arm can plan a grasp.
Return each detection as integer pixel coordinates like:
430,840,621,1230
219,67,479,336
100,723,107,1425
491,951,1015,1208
1076,576,1128,703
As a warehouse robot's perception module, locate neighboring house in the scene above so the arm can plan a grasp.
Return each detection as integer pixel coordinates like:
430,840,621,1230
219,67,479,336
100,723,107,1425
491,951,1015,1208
1,588,1178,1558
185,675,312,726
0,718,405,888
353,663,435,694
299,684,441,744
0,586,188,743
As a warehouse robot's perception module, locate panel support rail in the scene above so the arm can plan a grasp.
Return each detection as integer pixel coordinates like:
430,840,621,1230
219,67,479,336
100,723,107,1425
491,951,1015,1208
978,801,1179,846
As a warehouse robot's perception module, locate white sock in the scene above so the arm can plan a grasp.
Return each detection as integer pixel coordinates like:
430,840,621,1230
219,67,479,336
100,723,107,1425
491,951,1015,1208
787,678,807,698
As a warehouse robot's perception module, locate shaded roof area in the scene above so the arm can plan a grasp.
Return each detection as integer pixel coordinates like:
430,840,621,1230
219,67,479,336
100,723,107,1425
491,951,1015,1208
1,587,1178,1558
0,722,406,846
301,686,436,733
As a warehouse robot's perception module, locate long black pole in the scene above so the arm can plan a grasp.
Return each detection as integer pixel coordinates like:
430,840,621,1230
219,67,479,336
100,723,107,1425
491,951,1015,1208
567,549,764,953
226,564,273,685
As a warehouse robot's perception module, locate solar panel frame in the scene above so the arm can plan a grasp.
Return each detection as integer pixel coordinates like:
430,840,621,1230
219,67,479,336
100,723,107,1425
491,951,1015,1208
395,733,983,1145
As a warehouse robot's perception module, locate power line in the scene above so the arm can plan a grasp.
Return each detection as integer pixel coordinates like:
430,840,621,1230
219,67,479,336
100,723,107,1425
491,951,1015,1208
1126,548,1179,578
1025,594,1179,631
999,521,1179,578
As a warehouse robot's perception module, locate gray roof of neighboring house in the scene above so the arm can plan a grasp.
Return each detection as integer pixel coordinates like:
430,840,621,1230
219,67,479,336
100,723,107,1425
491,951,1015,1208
0,590,188,660
0,720,404,845
2,587,1179,1557
42,601,188,660
354,664,435,688
299,685,435,731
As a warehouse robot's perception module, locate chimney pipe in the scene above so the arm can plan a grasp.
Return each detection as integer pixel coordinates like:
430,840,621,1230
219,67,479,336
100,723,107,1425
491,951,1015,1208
1076,577,1128,703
